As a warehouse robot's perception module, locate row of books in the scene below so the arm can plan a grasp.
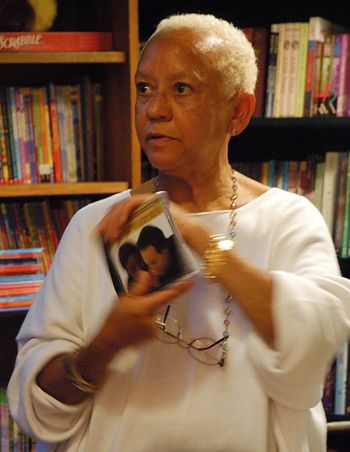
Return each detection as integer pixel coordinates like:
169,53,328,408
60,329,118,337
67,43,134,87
246,16,350,118
0,386,35,451
233,150,350,258
0,198,91,274
323,342,350,416
0,248,45,312
0,77,104,185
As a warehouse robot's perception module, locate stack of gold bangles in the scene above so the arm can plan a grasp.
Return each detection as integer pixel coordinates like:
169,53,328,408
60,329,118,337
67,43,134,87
201,234,234,280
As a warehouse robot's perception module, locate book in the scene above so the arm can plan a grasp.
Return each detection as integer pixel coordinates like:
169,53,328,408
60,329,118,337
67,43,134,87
340,152,350,258
314,160,325,211
22,87,39,183
286,22,306,117
333,152,349,253
294,22,309,117
70,84,85,181
323,359,336,414
251,27,269,118
79,76,96,181
0,88,10,182
334,342,349,414
273,23,286,117
93,83,104,181
5,86,21,182
264,23,280,117
104,191,199,294
0,247,45,309
321,151,341,235
328,34,343,115
336,33,350,117
304,17,338,117
47,83,62,182
279,22,294,117
314,33,334,116
0,32,113,52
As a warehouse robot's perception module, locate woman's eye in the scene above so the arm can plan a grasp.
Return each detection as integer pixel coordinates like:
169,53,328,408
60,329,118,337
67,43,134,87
174,82,190,94
136,82,151,95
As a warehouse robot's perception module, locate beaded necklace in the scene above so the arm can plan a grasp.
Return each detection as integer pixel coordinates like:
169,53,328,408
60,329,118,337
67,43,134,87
154,169,238,366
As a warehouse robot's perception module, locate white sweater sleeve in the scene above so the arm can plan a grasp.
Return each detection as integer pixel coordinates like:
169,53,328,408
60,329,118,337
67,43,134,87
246,194,350,409
7,193,128,442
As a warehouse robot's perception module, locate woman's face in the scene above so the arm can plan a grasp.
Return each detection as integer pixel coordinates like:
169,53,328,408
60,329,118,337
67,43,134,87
140,245,171,277
126,254,141,279
135,31,235,176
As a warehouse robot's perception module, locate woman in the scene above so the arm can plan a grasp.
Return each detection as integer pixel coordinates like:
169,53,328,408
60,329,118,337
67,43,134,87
136,225,183,287
7,14,350,451
118,241,148,288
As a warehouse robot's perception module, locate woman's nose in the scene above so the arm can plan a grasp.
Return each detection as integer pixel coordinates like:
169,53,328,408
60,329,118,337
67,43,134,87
146,92,172,121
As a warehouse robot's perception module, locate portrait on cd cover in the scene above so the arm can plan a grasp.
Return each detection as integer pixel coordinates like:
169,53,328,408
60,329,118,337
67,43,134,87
105,191,198,293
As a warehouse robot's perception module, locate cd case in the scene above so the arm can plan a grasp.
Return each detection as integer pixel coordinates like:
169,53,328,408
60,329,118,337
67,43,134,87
104,191,199,294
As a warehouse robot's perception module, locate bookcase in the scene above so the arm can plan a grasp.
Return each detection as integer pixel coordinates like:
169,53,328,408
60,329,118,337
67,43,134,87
1,0,350,449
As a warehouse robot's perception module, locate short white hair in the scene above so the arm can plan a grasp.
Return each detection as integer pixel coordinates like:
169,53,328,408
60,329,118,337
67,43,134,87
147,13,258,96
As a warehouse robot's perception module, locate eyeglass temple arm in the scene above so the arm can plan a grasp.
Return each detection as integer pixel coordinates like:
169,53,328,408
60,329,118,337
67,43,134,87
191,336,226,351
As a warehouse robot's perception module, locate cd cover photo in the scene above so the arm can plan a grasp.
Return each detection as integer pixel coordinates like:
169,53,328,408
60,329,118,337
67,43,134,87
104,191,199,294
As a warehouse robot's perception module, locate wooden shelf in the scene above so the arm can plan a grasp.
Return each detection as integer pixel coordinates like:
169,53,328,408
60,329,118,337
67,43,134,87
249,116,350,129
328,421,350,432
0,181,129,197
0,51,126,64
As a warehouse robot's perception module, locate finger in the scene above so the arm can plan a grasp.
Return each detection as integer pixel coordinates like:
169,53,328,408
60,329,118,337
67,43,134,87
141,279,193,312
97,195,153,243
128,270,156,296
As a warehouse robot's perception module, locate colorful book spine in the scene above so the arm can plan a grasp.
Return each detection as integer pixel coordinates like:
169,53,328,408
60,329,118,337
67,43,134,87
264,24,280,117
286,22,302,117
321,151,341,235
0,88,10,182
334,342,349,414
336,33,350,117
294,22,309,117
38,86,54,182
315,34,334,116
251,27,269,118
273,23,286,117
322,359,336,414
340,151,350,257
304,17,334,117
93,83,104,181
328,34,342,115
279,22,294,117
22,87,39,183
333,153,349,253
5,86,21,182
47,83,62,183
70,84,85,181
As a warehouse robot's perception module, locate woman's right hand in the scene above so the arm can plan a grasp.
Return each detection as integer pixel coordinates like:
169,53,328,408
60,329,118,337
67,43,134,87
95,270,192,353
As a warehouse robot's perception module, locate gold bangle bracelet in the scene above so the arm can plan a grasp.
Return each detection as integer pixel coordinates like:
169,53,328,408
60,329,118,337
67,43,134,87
64,351,103,394
201,234,234,280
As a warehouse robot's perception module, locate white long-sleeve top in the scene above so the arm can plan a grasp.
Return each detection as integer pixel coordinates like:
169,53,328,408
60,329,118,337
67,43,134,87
7,188,350,451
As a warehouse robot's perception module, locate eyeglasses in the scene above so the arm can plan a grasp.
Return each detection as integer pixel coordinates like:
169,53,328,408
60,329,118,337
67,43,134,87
153,305,228,366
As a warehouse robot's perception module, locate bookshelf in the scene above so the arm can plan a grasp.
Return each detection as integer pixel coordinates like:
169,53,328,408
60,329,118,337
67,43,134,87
1,0,350,449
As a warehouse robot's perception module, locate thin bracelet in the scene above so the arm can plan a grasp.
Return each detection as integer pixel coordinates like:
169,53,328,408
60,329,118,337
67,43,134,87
64,351,103,394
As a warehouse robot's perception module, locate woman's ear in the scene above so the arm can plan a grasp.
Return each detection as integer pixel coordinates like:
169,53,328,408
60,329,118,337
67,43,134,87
228,93,256,137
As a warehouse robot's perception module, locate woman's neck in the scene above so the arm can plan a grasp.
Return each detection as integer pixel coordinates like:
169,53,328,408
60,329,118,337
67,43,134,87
156,167,235,213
